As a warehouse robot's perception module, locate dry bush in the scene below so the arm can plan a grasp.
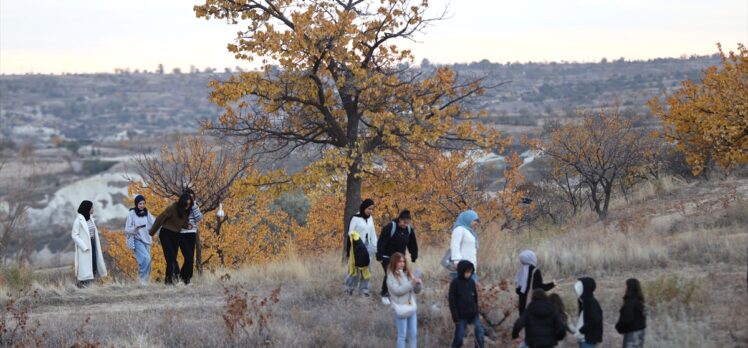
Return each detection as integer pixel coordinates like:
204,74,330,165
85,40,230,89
221,282,280,345
644,275,706,312
0,290,47,347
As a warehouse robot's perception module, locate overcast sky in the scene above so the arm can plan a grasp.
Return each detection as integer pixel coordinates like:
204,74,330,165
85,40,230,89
1,0,746,74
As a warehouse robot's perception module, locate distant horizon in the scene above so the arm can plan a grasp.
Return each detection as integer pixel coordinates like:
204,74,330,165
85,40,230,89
1,0,745,75
0,52,725,76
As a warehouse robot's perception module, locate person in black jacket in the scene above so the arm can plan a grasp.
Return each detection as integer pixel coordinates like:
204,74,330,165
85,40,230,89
376,210,418,304
573,277,603,347
515,250,556,315
512,289,567,348
448,260,484,348
615,278,646,348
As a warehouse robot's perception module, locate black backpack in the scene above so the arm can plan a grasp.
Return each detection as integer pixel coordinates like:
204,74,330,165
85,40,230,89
353,237,370,268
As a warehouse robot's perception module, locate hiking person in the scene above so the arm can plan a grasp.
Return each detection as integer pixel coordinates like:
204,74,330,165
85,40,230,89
449,260,484,348
515,250,556,315
511,289,567,348
178,188,203,285
574,277,604,348
149,192,192,285
386,252,422,348
548,293,574,337
345,199,378,296
71,200,107,288
615,278,646,348
377,209,418,304
124,194,155,284
450,210,480,280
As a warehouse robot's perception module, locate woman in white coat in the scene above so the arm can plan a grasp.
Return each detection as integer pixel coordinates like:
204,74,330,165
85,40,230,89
450,210,480,281
72,200,107,288
345,198,378,296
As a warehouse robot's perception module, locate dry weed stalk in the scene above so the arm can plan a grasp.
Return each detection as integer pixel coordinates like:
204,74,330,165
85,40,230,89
221,282,281,344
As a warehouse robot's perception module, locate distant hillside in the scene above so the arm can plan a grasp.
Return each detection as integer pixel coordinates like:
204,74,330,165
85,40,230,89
0,55,720,145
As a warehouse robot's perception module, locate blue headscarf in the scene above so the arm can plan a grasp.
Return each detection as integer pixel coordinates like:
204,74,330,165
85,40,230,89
453,210,480,246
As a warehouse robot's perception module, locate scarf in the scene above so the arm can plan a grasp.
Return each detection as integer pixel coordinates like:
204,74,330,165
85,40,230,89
453,210,479,247
515,249,538,294
77,200,93,221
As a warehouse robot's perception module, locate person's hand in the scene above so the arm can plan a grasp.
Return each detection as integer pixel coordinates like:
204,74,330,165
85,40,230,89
187,224,193,230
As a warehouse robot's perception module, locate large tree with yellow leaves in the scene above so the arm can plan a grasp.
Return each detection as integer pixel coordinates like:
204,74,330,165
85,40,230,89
648,44,748,175
194,0,506,257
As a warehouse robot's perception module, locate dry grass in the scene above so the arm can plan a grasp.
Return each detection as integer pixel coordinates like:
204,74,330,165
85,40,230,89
1,176,747,347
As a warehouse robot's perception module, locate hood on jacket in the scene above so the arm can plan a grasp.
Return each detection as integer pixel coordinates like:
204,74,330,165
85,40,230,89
578,277,596,299
527,299,556,319
456,260,475,279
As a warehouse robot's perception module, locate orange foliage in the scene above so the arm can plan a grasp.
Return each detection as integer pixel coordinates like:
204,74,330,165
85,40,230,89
648,43,748,175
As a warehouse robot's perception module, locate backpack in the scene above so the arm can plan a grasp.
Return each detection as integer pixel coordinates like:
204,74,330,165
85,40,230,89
353,237,370,268
389,221,412,238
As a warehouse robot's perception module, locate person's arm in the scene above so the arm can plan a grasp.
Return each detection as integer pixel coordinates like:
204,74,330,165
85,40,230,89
448,281,459,322
191,204,203,223
408,228,418,262
554,312,568,340
149,205,172,236
376,223,390,261
347,217,359,236
535,269,555,291
71,219,88,251
450,228,463,262
511,312,528,339
615,302,634,334
368,220,378,249
124,212,137,235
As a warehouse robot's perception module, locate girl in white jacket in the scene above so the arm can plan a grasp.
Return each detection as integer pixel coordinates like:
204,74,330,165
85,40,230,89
450,210,480,281
72,200,107,288
124,195,155,284
345,199,378,296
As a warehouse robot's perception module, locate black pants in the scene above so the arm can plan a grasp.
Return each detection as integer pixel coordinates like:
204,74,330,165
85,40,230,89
380,259,390,296
178,232,196,284
160,229,181,284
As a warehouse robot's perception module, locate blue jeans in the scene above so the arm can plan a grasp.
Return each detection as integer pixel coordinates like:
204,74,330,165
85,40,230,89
623,329,645,348
133,239,151,284
579,343,598,348
394,312,417,348
451,317,484,348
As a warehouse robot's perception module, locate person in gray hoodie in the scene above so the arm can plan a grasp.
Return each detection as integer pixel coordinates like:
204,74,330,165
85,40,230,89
124,195,155,284
178,188,203,285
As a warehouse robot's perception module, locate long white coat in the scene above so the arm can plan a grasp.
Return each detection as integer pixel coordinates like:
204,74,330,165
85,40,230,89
71,214,108,281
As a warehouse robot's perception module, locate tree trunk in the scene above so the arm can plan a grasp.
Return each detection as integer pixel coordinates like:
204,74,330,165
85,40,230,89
342,161,362,262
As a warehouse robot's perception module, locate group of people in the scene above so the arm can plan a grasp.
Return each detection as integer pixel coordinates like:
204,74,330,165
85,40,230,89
344,199,647,348
71,189,203,287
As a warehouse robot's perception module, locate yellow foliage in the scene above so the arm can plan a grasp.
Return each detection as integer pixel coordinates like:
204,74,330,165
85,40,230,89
648,43,748,175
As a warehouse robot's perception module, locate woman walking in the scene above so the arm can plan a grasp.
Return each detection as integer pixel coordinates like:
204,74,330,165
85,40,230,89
149,193,192,285
124,194,154,284
450,210,480,280
178,188,203,285
515,250,556,315
345,199,378,296
71,200,107,288
386,252,422,348
615,278,646,348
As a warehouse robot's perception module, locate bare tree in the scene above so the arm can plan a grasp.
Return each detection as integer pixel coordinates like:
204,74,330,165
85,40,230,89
0,158,35,266
133,135,253,274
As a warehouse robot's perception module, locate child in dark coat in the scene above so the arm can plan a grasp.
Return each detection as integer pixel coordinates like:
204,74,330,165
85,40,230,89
448,260,484,348
512,289,567,348
574,277,603,348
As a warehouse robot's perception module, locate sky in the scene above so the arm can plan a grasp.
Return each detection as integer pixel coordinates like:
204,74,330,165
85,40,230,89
1,0,746,74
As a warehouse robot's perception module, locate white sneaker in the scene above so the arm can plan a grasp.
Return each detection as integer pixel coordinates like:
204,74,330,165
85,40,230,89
381,297,391,305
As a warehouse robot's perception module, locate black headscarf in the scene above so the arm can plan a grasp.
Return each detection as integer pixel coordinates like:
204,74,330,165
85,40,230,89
131,195,148,217
176,192,193,219
355,199,374,221
77,200,93,221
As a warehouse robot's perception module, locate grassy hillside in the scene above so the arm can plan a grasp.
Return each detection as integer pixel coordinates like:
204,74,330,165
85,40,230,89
2,176,747,347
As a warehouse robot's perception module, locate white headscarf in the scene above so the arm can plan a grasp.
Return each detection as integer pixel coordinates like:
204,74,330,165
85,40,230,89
514,249,538,294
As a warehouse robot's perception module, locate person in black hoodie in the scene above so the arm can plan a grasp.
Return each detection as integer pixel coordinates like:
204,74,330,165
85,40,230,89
573,277,603,348
512,289,567,348
615,278,646,348
449,260,484,348
376,209,418,304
